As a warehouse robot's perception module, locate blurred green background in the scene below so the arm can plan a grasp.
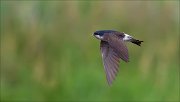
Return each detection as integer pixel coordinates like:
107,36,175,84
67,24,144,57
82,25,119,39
1,1,179,102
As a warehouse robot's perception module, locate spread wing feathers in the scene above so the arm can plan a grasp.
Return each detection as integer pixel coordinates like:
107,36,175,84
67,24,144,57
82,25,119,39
100,41,120,85
103,33,129,62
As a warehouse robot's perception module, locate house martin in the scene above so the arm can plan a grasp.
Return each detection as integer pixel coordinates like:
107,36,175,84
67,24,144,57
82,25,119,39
93,30,143,85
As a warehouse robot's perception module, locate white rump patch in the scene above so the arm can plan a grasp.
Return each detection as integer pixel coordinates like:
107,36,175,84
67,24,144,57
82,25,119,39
123,33,132,41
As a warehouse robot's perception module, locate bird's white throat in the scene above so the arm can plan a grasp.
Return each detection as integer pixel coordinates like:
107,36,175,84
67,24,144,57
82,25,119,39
95,35,103,40
123,33,132,41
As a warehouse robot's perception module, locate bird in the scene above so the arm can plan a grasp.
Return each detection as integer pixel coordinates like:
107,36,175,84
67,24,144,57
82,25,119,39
93,30,143,85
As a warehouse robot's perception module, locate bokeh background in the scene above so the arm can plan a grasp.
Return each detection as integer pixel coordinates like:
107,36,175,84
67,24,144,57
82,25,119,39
1,1,179,102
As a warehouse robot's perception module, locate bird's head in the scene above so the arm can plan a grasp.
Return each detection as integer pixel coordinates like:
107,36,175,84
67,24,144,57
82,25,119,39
93,30,117,40
93,31,104,40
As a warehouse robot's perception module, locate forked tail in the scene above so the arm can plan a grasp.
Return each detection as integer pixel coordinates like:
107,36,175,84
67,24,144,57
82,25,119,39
130,38,143,46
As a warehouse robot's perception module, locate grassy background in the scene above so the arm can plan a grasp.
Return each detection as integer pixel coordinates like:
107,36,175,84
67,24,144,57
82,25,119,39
1,1,179,101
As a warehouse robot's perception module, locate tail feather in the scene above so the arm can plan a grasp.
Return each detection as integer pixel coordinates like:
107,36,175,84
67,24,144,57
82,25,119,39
130,38,143,46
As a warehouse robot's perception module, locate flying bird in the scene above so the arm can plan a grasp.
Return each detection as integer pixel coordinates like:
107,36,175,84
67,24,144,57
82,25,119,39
93,30,143,85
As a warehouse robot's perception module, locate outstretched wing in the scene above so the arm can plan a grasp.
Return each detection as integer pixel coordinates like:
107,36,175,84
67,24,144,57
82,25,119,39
103,33,129,62
100,41,120,85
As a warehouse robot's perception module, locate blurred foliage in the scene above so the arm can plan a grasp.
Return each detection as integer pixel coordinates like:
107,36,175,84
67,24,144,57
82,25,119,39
0,1,179,102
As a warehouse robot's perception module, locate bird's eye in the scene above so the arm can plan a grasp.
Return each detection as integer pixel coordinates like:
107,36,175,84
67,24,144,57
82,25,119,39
94,32,98,35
